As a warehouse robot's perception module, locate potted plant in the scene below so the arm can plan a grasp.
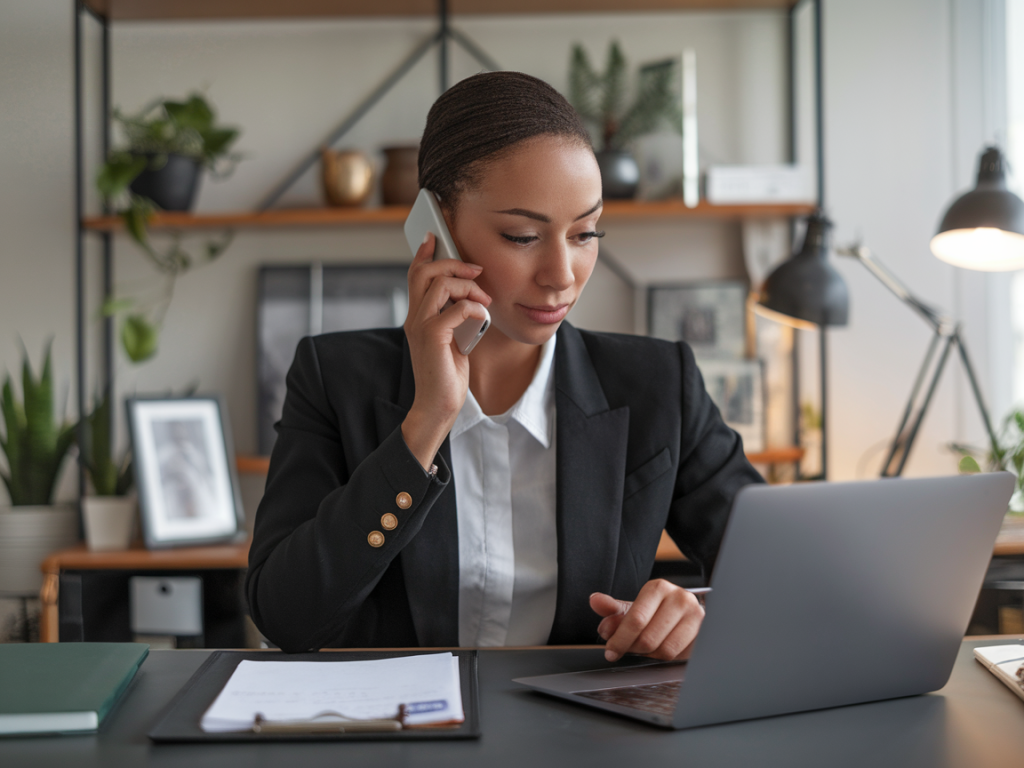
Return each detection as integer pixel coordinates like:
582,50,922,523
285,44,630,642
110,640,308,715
569,41,682,199
96,92,243,363
0,343,79,596
80,391,136,551
958,407,1024,517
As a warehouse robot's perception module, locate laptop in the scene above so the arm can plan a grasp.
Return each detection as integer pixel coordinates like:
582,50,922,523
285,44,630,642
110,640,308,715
514,472,1015,729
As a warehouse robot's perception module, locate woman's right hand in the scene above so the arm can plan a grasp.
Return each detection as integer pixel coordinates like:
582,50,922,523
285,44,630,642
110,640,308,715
401,232,492,471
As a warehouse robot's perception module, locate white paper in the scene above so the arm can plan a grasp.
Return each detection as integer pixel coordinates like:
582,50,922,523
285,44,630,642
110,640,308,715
201,653,463,732
975,644,1024,672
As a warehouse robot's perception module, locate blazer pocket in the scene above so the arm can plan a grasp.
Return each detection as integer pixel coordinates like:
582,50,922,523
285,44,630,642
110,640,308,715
623,447,673,500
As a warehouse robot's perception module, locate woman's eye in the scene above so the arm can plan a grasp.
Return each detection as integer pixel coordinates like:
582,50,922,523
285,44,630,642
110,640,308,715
575,231,606,244
501,233,538,245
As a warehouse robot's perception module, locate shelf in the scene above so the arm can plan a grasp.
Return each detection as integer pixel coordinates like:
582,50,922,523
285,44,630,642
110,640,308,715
236,446,804,478
82,200,815,233
84,1,801,22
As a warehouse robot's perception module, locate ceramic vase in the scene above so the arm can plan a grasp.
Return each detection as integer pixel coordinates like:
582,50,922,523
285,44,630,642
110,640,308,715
595,149,640,199
83,496,137,552
321,149,374,207
380,145,420,206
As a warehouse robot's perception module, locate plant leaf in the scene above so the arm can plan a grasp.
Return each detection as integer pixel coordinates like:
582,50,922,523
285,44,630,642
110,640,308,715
121,315,159,363
958,455,982,474
96,154,147,200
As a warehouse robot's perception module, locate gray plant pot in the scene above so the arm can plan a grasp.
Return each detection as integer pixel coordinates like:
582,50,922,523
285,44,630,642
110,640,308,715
595,149,640,200
0,505,79,596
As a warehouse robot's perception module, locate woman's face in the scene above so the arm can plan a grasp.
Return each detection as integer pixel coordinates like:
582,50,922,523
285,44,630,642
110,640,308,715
446,135,603,348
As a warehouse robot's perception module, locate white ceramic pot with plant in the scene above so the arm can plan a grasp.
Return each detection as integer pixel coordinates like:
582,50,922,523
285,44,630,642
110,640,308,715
0,344,79,596
958,407,1024,525
80,390,136,551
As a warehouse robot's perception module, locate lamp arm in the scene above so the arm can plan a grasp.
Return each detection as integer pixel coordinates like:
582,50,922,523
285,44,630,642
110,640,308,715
836,245,949,331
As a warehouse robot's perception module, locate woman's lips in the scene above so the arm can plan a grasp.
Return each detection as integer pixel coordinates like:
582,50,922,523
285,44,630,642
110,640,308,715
518,303,570,324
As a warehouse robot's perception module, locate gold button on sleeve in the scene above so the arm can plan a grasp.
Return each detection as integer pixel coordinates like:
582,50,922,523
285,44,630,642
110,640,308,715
367,531,385,548
381,513,398,531
396,492,412,509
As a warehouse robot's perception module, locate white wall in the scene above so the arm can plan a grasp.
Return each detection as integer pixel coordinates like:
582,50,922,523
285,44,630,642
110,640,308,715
823,0,1008,480
0,0,1004,498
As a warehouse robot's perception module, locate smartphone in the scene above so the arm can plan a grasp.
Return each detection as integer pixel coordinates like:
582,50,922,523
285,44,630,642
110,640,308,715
403,188,491,355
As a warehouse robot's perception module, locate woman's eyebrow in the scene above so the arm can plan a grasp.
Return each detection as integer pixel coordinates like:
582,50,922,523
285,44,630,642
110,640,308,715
493,199,604,223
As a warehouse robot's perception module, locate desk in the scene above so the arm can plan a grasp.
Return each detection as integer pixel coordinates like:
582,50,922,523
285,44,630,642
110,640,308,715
39,541,250,646
3,639,1024,768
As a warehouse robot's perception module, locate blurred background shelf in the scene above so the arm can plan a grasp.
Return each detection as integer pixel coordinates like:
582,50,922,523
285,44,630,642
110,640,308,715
82,200,818,232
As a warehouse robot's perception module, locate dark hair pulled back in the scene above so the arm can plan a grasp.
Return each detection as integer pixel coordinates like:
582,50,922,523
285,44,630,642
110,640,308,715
418,71,592,213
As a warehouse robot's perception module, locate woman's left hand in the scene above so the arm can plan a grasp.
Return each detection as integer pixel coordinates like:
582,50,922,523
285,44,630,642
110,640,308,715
589,579,705,662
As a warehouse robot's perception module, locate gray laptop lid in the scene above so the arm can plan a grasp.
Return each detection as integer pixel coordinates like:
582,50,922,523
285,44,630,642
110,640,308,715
671,472,1013,729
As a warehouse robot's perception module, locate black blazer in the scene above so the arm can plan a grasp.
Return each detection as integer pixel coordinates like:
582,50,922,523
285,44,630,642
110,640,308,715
246,322,763,652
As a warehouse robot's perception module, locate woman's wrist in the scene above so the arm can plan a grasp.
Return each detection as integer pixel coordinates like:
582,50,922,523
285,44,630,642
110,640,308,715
401,406,452,472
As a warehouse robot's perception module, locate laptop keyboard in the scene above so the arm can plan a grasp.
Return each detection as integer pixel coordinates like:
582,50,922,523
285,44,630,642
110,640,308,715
574,680,683,717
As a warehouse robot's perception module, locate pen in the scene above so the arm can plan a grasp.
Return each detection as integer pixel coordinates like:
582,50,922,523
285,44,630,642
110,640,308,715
684,587,712,595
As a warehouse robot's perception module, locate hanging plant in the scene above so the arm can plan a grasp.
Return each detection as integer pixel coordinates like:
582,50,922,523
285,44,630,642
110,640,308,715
96,93,243,363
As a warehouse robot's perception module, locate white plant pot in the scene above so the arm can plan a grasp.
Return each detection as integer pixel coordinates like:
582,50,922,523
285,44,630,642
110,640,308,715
0,504,79,596
83,496,137,552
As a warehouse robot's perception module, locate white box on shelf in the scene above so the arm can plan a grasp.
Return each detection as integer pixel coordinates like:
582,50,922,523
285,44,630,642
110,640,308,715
130,576,203,636
706,165,815,204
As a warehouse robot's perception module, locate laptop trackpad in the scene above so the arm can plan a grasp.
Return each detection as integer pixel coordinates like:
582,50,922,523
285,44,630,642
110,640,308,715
516,660,687,694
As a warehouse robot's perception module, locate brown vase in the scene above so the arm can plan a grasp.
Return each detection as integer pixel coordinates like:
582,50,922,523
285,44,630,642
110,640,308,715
380,145,420,206
321,149,374,207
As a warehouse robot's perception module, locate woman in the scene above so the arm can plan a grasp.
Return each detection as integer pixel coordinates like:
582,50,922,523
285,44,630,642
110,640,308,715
246,71,762,659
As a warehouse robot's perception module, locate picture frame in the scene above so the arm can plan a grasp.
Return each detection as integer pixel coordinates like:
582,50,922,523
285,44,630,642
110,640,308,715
695,358,766,453
648,281,748,359
127,396,244,549
257,263,409,454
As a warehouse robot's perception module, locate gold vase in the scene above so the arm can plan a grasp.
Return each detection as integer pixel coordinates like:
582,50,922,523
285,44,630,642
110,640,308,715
321,149,374,207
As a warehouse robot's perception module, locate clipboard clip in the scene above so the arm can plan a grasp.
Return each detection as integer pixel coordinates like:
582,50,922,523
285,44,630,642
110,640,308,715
251,704,407,733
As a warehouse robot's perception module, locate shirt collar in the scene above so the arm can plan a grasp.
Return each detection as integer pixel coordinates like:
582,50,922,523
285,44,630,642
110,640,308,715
450,334,557,448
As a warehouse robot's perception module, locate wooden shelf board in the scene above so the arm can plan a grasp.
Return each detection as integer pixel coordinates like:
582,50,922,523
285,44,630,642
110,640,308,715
40,539,250,573
83,200,815,233
85,1,799,22
236,447,803,479
746,446,805,464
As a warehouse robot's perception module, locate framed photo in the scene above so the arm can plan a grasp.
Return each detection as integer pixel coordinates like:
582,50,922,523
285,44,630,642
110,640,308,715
695,358,765,453
127,397,244,549
648,281,748,359
257,264,409,454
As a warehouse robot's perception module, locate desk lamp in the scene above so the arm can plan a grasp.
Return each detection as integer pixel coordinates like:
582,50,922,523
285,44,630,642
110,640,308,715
754,213,849,479
930,147,1024,271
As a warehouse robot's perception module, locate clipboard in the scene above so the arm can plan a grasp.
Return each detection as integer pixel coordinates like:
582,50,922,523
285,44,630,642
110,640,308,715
148,649,481,742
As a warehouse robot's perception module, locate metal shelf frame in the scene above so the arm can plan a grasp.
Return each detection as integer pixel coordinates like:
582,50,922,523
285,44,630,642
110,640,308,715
73,0,825,500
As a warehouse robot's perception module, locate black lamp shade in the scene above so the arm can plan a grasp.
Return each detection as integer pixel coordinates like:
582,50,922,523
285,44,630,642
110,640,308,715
930,147,1024,271
757,213,849,328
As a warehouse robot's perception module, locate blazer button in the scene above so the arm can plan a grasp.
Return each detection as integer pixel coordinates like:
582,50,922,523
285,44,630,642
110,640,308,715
381,513,398,531
367,531,385,548
396,492,412,509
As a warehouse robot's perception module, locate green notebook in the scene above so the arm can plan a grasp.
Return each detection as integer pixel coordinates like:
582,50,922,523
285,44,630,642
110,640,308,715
0,642,148,736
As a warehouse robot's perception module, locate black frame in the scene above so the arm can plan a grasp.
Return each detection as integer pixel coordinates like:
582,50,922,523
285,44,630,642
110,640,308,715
126,395,244,550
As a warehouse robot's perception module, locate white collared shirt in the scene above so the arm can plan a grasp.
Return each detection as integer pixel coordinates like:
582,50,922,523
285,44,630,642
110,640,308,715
450,335,558,647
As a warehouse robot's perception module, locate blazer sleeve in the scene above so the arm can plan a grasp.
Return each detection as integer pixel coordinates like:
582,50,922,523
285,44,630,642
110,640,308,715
664,341,765,579
245,336,450,652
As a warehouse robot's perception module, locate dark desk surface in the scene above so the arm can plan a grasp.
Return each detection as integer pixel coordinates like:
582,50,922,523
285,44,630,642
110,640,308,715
5,639,1024,768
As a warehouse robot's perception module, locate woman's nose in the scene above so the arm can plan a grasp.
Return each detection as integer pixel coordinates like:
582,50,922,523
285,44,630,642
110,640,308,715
537,243,575,291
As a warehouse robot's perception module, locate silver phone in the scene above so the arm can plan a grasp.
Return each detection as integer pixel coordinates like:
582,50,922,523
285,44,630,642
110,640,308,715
403,188,491,355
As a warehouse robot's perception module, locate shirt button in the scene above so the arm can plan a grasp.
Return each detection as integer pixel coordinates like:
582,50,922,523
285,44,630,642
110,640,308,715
381,513,398,531
396,492,412,509
367,531,385,548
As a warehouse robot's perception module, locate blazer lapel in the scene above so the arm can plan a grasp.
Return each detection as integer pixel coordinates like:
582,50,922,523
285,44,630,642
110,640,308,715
548,323,630,644
372,337,460,647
